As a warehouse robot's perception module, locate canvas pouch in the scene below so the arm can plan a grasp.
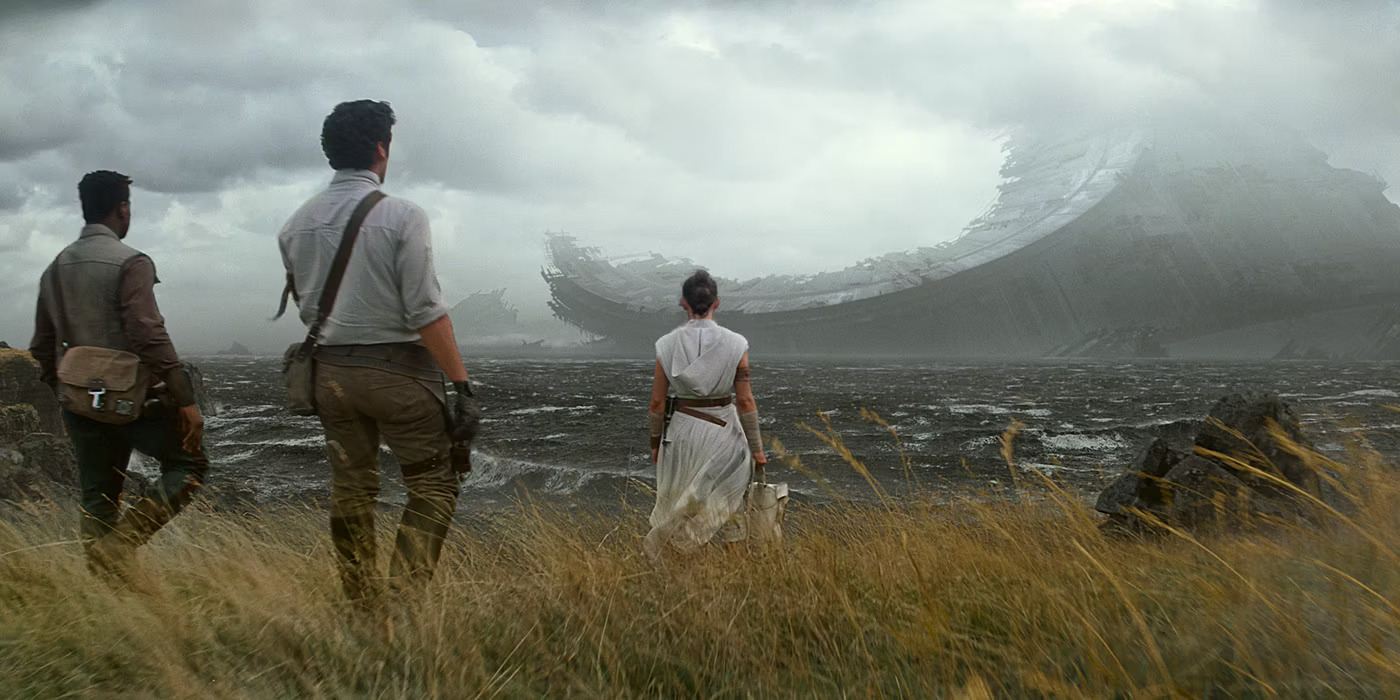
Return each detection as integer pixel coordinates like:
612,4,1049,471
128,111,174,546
56,345,149,424
282,343,317,416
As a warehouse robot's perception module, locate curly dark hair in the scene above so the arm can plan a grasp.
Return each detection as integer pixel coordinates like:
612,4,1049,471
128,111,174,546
321,100,396,170
682,269,719,316
78,170,131,224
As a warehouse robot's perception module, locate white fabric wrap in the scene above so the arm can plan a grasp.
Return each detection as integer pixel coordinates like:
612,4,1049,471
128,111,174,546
645,320,751,559
738,411,763,455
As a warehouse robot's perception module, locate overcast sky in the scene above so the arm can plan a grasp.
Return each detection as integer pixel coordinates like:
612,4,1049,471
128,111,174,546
0,0,1395,352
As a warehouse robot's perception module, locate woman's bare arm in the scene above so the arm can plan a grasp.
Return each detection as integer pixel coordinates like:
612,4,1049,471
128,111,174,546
734,352,757,413
650,360,669,414
649,360,668,463
734,352,766,465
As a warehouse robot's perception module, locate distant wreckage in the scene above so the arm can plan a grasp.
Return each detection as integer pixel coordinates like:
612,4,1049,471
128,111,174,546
542,117,1400,359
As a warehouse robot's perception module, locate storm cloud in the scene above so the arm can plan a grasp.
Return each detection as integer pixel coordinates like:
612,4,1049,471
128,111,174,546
0,0,1395,352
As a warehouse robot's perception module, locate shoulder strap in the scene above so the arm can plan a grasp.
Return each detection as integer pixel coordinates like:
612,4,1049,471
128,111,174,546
296,190,387,354
272,272,298,320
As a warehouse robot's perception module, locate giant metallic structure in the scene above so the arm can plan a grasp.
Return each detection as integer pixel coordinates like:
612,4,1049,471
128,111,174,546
542,117,1400,358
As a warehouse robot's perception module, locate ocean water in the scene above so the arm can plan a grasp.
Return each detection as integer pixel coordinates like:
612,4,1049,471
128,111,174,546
184,357,1400,511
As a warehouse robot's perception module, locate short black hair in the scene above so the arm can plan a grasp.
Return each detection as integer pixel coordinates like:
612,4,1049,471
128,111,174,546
321,100,396,170
78,170,131,224
682,269,718,316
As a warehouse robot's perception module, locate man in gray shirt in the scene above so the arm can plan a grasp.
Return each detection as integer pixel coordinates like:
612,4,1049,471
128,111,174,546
278,100,478,608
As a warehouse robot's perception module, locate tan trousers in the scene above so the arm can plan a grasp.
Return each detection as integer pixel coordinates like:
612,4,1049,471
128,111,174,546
315,362,459,603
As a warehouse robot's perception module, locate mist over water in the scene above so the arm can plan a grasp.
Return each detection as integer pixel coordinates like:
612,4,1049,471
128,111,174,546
178,356,1400,511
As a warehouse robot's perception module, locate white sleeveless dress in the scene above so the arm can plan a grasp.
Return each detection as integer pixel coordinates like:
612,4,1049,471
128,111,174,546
645,319,753,558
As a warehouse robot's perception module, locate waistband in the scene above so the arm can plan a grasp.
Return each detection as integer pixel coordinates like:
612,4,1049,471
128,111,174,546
315,342,444,384
674,396,732,408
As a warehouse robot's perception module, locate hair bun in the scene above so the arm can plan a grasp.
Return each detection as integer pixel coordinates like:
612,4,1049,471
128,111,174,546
682,269,719,316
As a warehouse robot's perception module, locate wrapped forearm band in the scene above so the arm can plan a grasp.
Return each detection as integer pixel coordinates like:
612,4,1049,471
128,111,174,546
649,412,665,450
739,411,763,456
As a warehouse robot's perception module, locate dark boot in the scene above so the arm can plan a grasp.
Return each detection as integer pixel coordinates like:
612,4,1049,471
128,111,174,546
86,497,171,589
330,512,380,606
84,535,136,587
388,500,455,592
389,456,458,593
111,496,175,547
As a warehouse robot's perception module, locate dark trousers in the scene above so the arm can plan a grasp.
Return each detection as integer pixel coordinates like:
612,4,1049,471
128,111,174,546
314,363,459,602
64,408,209,542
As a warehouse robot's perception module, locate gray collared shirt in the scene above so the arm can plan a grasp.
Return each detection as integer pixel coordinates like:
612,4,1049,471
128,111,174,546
278,170,450,345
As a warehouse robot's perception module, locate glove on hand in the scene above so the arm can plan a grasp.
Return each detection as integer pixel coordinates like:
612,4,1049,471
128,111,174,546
450,381,481,444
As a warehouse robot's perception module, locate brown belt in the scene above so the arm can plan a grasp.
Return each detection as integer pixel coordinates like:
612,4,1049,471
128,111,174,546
675,397,732,408
672,396,733,428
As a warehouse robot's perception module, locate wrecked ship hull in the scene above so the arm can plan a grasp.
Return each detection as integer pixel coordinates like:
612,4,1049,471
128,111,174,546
543,122,1400,359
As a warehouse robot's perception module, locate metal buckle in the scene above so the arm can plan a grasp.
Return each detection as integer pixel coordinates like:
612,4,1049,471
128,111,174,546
88,387,107,410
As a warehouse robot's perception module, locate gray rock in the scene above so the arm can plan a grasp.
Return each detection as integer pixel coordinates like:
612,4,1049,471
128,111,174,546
1094,471,1143,516
0,447,28,497
0,404,40,444
1196,392,1317,496
1164,455,1308,531
1096,393,1336,535
1093,438,1184,515
1162,456,1251,529
0,434,75,501
20,433,75,488
0,350,62,434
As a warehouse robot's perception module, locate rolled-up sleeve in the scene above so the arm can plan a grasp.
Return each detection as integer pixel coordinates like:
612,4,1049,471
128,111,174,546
394,203,451,330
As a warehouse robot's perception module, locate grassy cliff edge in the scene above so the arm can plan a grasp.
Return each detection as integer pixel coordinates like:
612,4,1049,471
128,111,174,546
3,446,1400,698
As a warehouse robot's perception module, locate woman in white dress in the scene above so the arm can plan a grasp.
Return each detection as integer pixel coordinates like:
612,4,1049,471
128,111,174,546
645,270,767,559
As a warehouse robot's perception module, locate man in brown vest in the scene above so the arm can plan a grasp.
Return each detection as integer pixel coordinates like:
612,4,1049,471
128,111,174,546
29,170,208,583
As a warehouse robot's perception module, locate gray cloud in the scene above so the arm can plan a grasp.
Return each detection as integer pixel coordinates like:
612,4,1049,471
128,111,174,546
0,0,101,22
0,0,1395,351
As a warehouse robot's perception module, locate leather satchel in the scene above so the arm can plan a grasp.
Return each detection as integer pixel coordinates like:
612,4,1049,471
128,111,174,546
279,190,387,416
56,346,149,424
47,256,150,425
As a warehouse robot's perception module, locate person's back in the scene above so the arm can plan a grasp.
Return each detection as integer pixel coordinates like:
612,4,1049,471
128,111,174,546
49,229,141,352
656,321,749,399
645,270,767,560
29,170,208,585
277,100,480,608
278,172,444,347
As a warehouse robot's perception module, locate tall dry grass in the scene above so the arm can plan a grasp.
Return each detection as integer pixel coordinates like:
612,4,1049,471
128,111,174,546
1,416,1400,698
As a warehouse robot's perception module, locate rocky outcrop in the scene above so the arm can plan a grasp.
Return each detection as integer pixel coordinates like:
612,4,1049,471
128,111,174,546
0,349,62,434
1096,392,1330,534
219,341,253,356
0,352,225,503
0,357,76,501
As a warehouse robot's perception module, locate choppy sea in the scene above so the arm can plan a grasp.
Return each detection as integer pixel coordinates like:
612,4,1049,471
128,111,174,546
181,357,1400,511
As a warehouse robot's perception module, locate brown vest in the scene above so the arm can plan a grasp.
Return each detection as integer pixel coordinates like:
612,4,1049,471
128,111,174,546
42,225,142,356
